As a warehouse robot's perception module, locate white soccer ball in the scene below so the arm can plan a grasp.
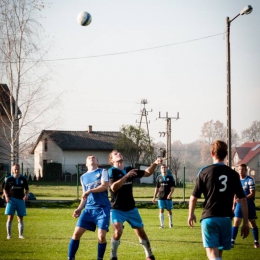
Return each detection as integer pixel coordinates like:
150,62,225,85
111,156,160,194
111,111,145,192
77,12,92,26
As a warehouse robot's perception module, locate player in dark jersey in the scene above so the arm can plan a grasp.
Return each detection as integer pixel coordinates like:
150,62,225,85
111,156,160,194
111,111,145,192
3,164,29,239
188,140,249,260
152,164,175,228
108,150,162,260
231,163,259,248
67,155,110,260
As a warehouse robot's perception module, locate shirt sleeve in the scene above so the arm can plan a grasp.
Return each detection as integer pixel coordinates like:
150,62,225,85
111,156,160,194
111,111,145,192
101,169,109,182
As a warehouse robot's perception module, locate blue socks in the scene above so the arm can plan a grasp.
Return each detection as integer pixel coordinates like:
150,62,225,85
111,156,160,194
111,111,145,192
97,242,107,260
68,239,80,259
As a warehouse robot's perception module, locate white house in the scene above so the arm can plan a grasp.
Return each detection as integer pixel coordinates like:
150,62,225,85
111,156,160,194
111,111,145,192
31,125,121,179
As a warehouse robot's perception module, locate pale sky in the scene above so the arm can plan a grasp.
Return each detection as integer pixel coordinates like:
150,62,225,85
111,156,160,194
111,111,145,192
39,0,260,144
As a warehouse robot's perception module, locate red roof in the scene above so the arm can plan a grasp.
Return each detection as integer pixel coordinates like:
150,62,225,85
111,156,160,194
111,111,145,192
234,141,260,165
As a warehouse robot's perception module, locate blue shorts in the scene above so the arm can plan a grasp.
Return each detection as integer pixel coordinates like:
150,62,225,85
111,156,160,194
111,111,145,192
201,217,232,250
76,207,110,232
111,208,143,228
234,201,257,220
158,200,173,210
5,197,27,217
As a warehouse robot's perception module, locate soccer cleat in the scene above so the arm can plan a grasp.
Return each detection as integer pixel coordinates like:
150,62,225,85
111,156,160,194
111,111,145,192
110,257,118,260
7,235,12,239
159,226,164,229
169,223,173,228
231,240,235,248
254,242,259,249
146,255,155,260
19,235,25,239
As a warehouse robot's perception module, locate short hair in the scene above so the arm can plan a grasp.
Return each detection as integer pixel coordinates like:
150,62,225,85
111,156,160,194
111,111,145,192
210,140,227,160
238,163,247,170
12,164,20,173
108,150,118,166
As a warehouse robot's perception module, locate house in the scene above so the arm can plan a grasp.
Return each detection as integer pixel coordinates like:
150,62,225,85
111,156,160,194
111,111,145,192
233,141,260,182
0,84,21,176
31,125,121,179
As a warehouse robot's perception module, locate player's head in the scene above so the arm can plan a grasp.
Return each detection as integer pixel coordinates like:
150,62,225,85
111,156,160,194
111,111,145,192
108,150,123,165
160,164,167,174
210,140,227,161
86,155,98,167
238,163,247,177
12,164,20,175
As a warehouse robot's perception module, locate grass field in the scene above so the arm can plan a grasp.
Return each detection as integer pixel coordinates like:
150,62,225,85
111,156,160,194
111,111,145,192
1,183,260,260
0,207,260,260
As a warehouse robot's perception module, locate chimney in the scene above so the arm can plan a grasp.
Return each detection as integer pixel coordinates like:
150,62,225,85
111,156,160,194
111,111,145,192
88,125,92,133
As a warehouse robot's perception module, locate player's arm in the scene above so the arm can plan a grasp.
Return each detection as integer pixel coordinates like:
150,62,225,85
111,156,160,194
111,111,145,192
246,189,255,200
167,186,175,200
110,169,138,192
23,179,29,201
2,188,9,203
239,197,249,239
152,187,159,203
143,158,162,177
188,195,197,228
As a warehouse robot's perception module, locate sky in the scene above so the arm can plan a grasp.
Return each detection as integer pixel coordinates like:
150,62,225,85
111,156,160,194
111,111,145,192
38,0,260,144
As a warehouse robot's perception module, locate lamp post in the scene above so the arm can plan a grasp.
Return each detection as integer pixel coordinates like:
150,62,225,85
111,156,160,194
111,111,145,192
226,5,253,167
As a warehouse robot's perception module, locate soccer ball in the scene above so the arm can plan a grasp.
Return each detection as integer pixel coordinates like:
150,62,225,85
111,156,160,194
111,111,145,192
77,12,92,26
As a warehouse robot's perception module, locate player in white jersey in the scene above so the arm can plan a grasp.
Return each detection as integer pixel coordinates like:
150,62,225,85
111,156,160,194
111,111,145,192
67,155,110,260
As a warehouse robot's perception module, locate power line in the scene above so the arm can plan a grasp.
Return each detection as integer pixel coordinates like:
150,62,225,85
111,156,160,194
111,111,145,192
0,32,224,63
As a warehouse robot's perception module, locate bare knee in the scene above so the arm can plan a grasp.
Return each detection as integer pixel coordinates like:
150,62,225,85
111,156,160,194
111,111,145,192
134,227,147,240
113,223,123,240
98,229,107,243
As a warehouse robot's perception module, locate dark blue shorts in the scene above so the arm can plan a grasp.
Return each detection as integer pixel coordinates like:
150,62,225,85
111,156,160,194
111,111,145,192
234,200,257,220
76,207,110,232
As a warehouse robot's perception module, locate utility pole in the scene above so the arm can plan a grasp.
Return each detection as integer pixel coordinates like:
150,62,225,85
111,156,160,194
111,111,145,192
136,99,153,162
158,112,180,167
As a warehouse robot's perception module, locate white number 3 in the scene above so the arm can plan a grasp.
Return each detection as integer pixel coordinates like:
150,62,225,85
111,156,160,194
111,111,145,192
219,175,228,192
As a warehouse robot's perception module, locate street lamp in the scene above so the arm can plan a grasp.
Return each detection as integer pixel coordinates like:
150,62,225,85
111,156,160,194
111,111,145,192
226,5,253,167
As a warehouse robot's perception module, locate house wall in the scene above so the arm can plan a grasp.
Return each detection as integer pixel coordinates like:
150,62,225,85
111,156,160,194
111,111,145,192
247,155,260,182
33,133,63,178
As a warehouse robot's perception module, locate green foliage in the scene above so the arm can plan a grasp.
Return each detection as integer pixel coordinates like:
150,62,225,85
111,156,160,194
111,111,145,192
42,162,62,182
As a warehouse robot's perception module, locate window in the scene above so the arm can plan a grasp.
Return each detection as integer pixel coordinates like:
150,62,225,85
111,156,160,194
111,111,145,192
44,138,48,152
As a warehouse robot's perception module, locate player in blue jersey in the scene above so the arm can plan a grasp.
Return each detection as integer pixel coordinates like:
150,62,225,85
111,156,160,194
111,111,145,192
152,164,175,228
231,163,259,248
188,140,249,260
3,164,29,239
67,155,111,260
108,150,162,260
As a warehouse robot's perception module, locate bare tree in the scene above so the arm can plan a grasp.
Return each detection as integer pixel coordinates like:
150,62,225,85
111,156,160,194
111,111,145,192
242,120,260,142
169,154,182,185
0,0,58,167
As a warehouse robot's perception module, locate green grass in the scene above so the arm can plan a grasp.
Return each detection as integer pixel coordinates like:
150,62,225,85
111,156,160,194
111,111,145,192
0,206,260,260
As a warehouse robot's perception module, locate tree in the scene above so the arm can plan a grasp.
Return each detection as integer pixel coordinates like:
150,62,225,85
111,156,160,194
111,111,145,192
242,120,260,142
169,154,182,185
115,125,155,166
0,1,58,167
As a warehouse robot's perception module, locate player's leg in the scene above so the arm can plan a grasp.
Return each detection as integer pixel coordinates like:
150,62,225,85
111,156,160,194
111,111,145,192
249,219,259,248
165,200,173,228
68,226,86,260
110,209,125,260
231,204,242,247
128,208,155,260
158,200,164,228
96,207,109,260
16,197,27,239
5,198,15,239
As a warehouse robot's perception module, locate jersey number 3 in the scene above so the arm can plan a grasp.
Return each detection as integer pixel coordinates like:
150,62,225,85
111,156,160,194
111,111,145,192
219,175,228,192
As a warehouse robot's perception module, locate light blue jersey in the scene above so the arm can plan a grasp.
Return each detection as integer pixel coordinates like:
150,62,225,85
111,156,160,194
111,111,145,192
80,168,110,209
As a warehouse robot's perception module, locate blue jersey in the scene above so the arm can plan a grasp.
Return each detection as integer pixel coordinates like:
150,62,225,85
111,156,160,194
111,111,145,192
80,168,110,209
240,175,255,201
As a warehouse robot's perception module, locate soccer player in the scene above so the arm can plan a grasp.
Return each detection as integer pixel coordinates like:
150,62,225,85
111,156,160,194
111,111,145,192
188,140,249,260
152,164,175,228
231,163,259,248
108,150,162,260
3,164,29,239
67,155,110,260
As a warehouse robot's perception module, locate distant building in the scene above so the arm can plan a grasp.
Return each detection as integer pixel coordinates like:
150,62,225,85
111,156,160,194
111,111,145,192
233,141,260,182
31,125,120,179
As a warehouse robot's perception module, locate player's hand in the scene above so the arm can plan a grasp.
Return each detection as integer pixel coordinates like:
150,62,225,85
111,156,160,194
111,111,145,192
72,209,81,218
152,198,156,204
241,223,249,239
188,214,196,228
126,169,137,178
155,157,163,165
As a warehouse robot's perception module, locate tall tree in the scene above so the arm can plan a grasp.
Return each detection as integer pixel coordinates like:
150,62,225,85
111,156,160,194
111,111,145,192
115,125,155,166
169,153,182,184
0,0,57,166
242,120,260,142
